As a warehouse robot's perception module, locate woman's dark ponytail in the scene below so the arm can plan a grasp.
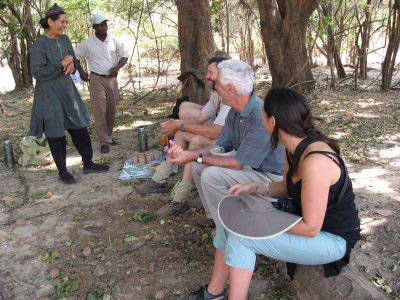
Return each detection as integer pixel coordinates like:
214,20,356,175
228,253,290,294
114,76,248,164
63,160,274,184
39,17,49,29
304,126,339,154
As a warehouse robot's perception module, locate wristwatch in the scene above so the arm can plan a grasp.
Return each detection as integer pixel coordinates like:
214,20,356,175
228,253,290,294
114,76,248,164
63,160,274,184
196,154,203,163
179,122,185,132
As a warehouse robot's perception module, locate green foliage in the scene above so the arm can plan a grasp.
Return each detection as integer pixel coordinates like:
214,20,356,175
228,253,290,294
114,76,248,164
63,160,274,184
123,235,139,242
50,274,79,300
6,21,17,33
209,0,224,32
86,288,106,300
209,0,224,16
323,16,332,27
128,210,156,223
38,251,59,263
373,272,393,294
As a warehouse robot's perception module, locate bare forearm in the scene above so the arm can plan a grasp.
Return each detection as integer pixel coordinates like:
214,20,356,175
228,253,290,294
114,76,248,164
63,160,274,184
202,155,243,169
268,181,289,199
187,144,216,156
184,124,222,140
115,57,128,70
173,145,243,169
287,219,322,237
75,60,86,74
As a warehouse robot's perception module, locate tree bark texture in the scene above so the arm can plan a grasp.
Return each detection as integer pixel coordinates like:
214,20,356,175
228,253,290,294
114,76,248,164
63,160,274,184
359,0,372,79
2,0,36,90
238,1,255,67
321,1,346,80
224,0,230,55
382,0,400,91
257,0,321,92
177,0,216,105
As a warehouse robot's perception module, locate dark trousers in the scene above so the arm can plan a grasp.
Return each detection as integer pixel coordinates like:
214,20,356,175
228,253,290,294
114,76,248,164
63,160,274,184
47,127,93,174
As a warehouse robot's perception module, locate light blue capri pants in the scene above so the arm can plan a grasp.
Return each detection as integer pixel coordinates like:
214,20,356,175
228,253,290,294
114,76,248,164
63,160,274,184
213,223,347,271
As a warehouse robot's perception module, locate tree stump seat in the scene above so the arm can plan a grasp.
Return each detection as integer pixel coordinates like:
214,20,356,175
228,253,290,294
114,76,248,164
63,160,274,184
276,262,390,300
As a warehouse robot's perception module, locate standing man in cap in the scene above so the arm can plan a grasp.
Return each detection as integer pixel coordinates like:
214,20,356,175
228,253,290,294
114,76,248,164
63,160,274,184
75,14,129,153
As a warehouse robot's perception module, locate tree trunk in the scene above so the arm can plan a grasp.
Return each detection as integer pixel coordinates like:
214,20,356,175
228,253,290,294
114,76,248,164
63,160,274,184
382,0,400,91
177,0,216,105
7,34,32,90
247,22,255,67
257,0,321,92
242,2,255,68
333,43,346,79
349,45,357,66
2,0,36,91
359,0,372,79
321,1,346,80
306,16,319,68
218,13,226,52
224,0,230,55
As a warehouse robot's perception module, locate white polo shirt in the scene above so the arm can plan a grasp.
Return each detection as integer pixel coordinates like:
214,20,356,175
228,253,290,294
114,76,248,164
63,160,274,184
74,33,128,75
202,91,231,126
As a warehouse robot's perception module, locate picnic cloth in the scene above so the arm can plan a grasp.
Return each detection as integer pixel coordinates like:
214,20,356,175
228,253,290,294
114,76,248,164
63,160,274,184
118,160,179,180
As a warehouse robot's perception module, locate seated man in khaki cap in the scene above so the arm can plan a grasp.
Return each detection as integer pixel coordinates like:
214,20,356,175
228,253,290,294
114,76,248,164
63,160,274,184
135,54,231,217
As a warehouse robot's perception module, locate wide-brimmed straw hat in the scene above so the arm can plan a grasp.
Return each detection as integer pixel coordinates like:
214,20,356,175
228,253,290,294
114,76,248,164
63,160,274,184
218,194,302,239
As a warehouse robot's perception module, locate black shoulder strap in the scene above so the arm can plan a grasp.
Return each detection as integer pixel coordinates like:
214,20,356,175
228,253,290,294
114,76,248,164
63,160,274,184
285,149,292,169
291,137,319,170
305,150,341,167
292,138,349,203
336,155,349,203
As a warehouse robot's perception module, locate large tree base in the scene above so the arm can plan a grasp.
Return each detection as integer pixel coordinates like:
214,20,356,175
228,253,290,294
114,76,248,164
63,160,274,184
276,262,390,300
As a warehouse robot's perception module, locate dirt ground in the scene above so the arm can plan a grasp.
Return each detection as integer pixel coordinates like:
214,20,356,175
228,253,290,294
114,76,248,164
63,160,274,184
0,67,399,300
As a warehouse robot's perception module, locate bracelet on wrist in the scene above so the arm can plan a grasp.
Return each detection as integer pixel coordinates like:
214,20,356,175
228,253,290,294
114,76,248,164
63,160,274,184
263,183,270,196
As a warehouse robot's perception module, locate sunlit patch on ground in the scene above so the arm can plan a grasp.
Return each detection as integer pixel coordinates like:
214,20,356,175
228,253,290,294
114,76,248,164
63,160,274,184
351,167,394,193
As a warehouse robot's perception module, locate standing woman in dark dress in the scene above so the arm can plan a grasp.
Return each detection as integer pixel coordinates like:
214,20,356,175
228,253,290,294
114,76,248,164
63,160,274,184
30,4,109,184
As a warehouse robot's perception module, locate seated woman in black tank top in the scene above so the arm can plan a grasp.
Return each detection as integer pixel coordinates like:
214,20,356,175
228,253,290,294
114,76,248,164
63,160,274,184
177,88,361,300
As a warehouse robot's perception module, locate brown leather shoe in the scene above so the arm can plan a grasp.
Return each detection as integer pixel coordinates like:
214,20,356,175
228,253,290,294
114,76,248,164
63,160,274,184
155,201,189,217
135,179,168,194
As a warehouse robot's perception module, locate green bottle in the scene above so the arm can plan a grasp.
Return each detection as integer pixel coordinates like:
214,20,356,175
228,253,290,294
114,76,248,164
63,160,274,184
3,138,16,167
138,127,148,152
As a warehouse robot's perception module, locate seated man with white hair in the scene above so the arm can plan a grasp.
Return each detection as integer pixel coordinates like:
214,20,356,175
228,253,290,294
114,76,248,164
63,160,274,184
168,60,285,226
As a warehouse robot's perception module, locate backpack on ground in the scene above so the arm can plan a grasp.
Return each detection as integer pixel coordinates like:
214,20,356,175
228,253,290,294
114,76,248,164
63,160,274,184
18,135,52,167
